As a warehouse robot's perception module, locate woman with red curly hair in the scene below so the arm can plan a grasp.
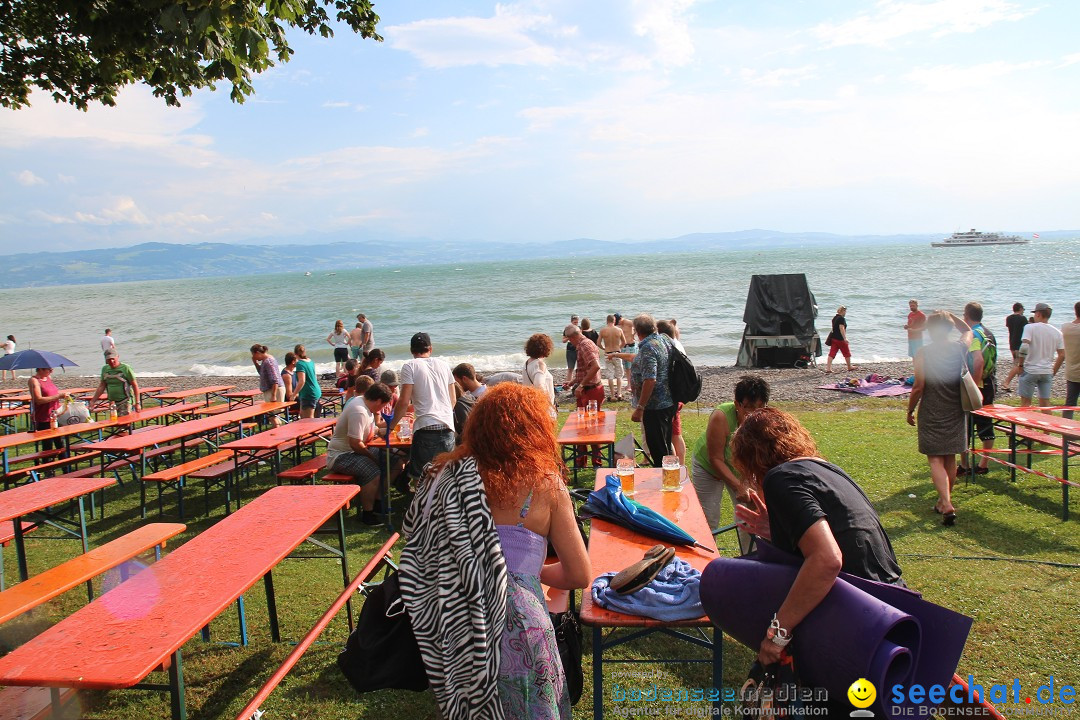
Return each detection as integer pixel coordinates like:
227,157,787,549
399,383,590,720
731,407,903,667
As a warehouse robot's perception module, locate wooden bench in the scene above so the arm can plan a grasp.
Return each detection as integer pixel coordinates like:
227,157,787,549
233,533,400,720
0,686,77,720
277,454,327,484
187,448,278,514
0,522,185,624
5,449,63,469
141,450,234,519
2,451,102,487
194,404,231,416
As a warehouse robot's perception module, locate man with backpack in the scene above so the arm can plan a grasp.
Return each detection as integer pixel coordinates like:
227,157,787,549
961,302,998,475
628,314,675,467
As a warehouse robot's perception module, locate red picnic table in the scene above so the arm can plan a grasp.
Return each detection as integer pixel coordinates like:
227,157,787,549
0,407,28,434
0,484,360,720
0,420,114,476
580,467,721,719
0,387,97,408
971,404,1080,520
153,385,235,407
220,417,336,471
558,409,618,478
221,389,264,409
89,385,170,408
87,402,293,481
0,475,116,583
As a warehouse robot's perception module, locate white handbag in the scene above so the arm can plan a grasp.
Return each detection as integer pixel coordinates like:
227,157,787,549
54,398,91,426
960,366,983,412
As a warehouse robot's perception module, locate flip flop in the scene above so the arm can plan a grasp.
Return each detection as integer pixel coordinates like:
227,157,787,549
942,512,957,527
610,545,676,595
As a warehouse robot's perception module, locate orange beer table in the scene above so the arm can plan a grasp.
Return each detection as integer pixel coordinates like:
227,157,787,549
558,409,617,479
0,419,114,475
971,404,1080,520
153,385,235,407
0,484,360,720
221,417,336,469
580,468,722,719
0,475,116,582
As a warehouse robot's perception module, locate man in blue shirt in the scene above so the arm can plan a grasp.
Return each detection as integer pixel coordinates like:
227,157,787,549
629,314,674,467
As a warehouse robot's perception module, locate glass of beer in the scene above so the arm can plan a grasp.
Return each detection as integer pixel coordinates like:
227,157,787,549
586,400,597,418
576,404,586,422
662,455,682,492
616,457,635,496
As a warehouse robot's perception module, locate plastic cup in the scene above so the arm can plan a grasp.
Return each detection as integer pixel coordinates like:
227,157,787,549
662,455,682,492
616,458,635,496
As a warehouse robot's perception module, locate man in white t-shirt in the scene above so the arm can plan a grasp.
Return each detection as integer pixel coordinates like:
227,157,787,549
100,329,116,358
389,332,456,483
326,382,393,525
1018,303,1065,407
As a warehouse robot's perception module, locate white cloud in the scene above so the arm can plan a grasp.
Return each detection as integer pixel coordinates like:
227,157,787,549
411,127,430,138
630,0,697,68
15,170,45,186
322,101,351,108
386,5,566,68
740,65,819,88
57,174,76,184
906,60,1048,91
73,196,150,226
814,0,1036,48
0,88,210,153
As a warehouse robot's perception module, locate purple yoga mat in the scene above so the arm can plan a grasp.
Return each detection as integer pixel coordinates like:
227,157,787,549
701,548,971,716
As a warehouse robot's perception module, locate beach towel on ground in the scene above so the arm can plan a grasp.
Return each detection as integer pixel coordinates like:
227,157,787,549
399,457,508,720
819,378,911,397
591,557,704,621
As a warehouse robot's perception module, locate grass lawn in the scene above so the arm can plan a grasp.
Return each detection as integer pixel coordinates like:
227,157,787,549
1,397,1077,718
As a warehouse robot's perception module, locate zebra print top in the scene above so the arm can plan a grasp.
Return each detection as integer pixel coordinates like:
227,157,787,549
400,456,509,720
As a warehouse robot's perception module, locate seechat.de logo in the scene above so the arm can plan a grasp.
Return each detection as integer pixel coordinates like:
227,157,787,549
849,678,877,717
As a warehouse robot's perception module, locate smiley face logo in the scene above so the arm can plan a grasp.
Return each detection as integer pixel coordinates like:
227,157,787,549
847,678,877,709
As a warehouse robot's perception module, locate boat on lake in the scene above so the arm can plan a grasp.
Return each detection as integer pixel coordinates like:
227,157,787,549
931,229,1028,247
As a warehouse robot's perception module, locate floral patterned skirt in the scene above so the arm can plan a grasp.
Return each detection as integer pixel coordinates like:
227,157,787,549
498,571,570,720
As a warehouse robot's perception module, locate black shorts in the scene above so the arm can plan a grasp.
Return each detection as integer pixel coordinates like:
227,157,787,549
333,347,348,362
972,377,996,442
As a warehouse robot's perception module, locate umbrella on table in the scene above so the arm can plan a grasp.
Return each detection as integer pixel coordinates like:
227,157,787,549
579,474,715,553
0,349,79,371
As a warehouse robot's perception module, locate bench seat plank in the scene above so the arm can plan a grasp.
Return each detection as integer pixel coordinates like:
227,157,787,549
0,523,185,625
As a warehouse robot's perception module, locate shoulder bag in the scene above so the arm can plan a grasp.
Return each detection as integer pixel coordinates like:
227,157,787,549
337,570,429,693
960,364,983,412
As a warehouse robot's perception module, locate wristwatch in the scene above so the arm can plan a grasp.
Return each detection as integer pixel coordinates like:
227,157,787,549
767,613,792,647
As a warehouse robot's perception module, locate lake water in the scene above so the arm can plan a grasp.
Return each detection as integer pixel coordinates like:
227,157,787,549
2,239,1076,377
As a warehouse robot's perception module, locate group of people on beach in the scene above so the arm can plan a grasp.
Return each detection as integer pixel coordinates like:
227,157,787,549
904,299,1078,526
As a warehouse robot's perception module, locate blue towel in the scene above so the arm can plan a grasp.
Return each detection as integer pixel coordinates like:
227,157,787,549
591,557,704,622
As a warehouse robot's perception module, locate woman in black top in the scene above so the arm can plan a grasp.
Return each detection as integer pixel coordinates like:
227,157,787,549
732,407,903,666
1002,303,1028,392
825,306,853,373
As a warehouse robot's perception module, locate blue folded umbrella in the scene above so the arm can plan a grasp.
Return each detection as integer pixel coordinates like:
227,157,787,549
579,474,714,553
0,349,78,371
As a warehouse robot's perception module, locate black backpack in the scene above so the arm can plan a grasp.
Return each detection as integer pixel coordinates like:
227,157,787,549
667,339,702,404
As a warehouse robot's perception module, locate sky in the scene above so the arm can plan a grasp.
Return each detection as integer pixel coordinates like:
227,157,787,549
2,0,1079,254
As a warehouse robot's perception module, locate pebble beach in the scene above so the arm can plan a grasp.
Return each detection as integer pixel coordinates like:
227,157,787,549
7,360,1066,408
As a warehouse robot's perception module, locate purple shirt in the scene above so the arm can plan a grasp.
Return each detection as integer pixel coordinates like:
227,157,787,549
258,355,284,392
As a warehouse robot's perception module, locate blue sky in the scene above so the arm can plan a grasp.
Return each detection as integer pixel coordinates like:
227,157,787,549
2,0,1079,253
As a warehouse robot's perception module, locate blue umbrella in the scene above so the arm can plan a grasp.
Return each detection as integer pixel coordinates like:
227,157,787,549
0,349,79,371
579,474,715,553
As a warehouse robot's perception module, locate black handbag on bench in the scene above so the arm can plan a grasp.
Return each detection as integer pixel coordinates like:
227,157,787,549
337,570,429,693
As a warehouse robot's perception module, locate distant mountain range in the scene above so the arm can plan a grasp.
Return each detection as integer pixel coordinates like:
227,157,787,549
0,229,1066,289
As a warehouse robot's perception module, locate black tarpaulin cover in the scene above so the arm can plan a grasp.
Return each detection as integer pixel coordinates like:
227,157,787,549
737,274,820,366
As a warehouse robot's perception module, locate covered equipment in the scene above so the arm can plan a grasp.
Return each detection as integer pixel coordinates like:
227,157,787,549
736,273,821,368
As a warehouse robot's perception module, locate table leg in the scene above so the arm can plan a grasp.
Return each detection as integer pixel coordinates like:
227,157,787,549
78,496,93,601
168,648,187,720
237,595,249,646
264,571,281,642
1063,437,1070,522
1009,421,1017,483
13,516,28,581
592,625,603,720
712,628,723,714
337,508,355,631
